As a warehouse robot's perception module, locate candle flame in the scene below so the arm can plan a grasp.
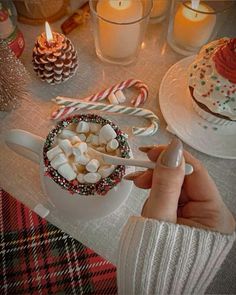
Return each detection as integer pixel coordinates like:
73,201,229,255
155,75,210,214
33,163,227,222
191,0,200,10
45,21,53,42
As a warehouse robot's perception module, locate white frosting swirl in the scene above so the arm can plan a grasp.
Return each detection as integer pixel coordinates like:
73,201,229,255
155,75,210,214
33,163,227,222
188,38,236,120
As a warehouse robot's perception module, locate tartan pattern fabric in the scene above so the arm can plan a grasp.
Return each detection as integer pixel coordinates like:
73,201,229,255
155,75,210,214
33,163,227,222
0,189,117,295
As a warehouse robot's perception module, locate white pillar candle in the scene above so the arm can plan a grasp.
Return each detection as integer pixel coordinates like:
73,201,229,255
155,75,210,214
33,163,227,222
173,2,216,49
151,0,169,18
96,0,143,59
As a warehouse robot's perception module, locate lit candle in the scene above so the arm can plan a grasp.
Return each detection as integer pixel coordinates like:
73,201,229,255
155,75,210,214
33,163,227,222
32,22,78,84
173,1,216,49
96,0,143,59
191,0,200,9
151,0,169,19
45,21,54,44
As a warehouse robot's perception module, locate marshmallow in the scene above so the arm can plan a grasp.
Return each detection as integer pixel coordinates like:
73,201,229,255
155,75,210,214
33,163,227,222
84,172,101,184
59,139,73,157
98,165,115,178
77,134,87,142
99,124,117,143
87,134,99,146
73,142,88,157
99,134,107,145
106,139,119,152
115,90,126,103
58,163,77,181
91,135,99,146
108,92,119,105
77,173,85,183
50,153,68,169
59,129,77,139
70,136,81,145
46,145,63,161
73,139,88,165
86,159,100,173
75,154,90,165
76,121,90,133
89,123,101,134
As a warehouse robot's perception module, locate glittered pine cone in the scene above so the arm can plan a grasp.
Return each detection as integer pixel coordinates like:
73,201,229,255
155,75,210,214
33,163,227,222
32,32,78,85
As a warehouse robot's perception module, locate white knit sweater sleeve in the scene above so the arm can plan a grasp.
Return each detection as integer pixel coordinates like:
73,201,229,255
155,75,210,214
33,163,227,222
117,216,235,295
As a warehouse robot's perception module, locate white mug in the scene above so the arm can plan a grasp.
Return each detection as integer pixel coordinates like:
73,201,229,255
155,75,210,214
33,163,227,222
5,129,134,221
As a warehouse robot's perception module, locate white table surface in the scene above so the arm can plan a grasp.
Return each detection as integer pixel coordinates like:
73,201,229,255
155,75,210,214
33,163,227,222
1,4,236,293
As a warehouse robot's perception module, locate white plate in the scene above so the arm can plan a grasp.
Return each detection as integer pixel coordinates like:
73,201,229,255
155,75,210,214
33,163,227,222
159,56,236,159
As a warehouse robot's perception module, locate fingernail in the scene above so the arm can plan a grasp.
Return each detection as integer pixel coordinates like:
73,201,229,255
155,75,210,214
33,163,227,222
124,171,144,180
161,137,183,168
139,145,156,153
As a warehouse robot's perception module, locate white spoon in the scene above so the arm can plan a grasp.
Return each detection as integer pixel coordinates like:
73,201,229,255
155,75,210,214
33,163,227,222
89,147,194,175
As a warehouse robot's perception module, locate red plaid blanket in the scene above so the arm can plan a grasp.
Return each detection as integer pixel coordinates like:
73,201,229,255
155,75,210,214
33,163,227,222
0,190,117,294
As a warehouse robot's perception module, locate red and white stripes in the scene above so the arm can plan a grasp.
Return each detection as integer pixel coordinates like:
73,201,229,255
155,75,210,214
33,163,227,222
51,79,156,136
83,79,148,107
51,98,159,136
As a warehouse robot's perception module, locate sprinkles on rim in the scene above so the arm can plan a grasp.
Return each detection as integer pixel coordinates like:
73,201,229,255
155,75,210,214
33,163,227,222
43,114,130,196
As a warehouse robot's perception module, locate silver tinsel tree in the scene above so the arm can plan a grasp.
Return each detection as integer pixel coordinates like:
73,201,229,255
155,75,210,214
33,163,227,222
0,41,29,111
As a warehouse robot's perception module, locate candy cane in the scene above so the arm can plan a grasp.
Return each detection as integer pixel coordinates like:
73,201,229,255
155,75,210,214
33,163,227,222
80,79,148,107
51,97,159,136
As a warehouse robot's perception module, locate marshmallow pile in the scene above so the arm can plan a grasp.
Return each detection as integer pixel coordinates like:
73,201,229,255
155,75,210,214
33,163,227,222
46,121,121,184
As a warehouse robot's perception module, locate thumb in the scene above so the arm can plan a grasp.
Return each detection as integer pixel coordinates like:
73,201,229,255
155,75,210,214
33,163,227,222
142,137,185,223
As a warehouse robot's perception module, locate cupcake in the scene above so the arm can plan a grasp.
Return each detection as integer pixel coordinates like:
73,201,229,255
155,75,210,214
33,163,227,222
43,114,130,196
188,38,236,126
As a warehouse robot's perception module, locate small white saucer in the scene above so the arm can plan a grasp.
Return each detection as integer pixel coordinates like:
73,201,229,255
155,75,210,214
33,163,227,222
159,56,236,159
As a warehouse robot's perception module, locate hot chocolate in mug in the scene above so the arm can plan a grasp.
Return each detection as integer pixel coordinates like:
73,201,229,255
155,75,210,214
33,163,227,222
5,114,134,220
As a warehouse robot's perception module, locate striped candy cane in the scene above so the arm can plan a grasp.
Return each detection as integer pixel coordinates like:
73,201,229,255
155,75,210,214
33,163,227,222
51,97,159,136
80,79,148,107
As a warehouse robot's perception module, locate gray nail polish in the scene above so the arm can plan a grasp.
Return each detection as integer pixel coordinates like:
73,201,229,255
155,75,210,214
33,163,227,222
161,137,183,168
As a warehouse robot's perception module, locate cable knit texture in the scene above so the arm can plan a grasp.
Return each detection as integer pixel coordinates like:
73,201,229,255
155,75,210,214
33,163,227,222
117,216,236,295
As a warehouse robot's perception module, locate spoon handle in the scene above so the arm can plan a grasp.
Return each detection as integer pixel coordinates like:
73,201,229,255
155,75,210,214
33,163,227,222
102,154,193,175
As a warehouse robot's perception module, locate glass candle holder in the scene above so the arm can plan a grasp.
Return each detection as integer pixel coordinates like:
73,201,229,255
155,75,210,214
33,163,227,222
167,0,235,56
89,0,152,65
150,0,170,23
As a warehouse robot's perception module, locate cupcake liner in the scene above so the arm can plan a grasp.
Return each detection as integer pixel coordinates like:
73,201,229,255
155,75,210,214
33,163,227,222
191,99,234,126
